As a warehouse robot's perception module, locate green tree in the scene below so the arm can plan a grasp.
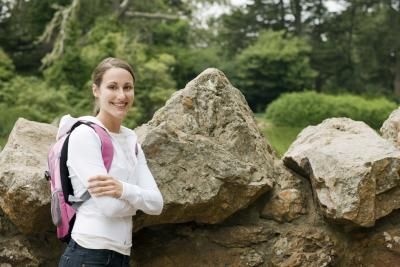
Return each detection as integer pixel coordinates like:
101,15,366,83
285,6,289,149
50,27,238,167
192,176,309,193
0,47,15,82
0,0,71,72
352,1,400,97
0,75,70,146
235,30,317,111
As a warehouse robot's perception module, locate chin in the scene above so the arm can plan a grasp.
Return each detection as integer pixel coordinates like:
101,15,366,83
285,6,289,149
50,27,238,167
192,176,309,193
114,113,127,120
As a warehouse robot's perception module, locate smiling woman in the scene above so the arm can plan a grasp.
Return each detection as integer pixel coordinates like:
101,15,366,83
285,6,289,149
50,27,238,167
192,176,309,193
56,57,164,267
92,59,135,133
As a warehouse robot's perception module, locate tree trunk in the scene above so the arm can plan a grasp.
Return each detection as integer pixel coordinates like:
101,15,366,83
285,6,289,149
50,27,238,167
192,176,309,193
290,0,302,36
346,2,356,74
279,0,285,30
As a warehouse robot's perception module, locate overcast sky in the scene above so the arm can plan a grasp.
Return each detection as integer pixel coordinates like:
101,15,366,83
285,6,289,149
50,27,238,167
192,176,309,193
198,0,347,21
230,0,346,11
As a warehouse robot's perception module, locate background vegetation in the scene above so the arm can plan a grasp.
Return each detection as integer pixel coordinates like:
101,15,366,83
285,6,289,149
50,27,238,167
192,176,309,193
0,0,399,155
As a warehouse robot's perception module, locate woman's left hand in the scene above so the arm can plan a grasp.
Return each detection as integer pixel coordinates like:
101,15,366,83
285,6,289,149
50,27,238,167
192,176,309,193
88,175,123,198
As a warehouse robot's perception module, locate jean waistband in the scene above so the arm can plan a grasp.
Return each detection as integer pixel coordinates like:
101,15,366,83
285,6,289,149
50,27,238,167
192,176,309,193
68,239,129,259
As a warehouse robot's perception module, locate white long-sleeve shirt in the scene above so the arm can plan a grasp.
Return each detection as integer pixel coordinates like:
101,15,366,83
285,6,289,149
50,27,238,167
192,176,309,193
59,115,163,255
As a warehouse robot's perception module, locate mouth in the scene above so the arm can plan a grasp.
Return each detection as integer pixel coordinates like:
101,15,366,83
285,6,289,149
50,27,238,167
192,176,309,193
111,102,128,109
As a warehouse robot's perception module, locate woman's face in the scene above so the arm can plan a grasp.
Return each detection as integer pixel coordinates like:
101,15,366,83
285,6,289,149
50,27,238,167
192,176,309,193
93,67,134,122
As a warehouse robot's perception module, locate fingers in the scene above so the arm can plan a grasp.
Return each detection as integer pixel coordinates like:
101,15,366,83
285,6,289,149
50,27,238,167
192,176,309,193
88,175,116,189
88,175,111,183
87,175,123,198
89,186,119,198
88,180,115,189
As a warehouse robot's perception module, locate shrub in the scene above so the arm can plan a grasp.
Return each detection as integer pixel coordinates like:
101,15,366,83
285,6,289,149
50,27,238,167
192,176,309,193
265,91,397,129
0,47,15,82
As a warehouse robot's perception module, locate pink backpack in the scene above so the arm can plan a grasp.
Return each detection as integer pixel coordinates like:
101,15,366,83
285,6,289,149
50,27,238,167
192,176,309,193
45,121,114,242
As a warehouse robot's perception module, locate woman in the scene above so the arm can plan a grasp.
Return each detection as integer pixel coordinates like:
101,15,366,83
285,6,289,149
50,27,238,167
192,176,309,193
58,57,164,266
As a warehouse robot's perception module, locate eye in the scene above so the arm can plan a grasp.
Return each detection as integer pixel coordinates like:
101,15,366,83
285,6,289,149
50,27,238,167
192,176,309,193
124,85,133,91
107,85,117,90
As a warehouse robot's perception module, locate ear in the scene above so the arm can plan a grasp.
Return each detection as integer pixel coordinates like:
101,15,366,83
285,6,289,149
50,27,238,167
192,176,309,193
92,84,99,98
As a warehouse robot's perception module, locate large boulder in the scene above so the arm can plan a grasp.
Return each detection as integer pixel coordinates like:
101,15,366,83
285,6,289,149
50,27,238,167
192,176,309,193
283,118,400,227
0,118,56,234
134,68,275,229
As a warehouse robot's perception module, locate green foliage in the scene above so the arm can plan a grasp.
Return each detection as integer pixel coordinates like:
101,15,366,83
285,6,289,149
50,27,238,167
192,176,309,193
40,12,178,128
0,0,71,72
43,49,91,89
0,75,71,144
0,47,15,81
3,0,400,147
266,91,397,129
1,76,69,121
80,17,122,67
353,6,400,95
172,46,221,89
134,53,177,125
236,30,317,112
152,20,190,47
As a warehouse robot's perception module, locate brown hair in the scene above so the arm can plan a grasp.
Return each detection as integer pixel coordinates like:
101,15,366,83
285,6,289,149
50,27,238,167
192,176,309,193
91,57,136,115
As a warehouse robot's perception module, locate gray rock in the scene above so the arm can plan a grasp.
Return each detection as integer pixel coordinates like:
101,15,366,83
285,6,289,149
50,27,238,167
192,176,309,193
381,108,400,148
132,217,342,267
283,117,400,227
261,162,307,223
0,118,56,234
0,236,40,267
0,207,17,236
271,228,339,267
134,68,275,229
133,223,270,267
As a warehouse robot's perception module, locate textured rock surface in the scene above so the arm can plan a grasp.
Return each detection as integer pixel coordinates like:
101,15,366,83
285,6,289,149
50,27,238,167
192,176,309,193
0,237,40,266
271,229,339,267
0,208,17,237
283,118,400,227
0,118,56,234
132,209,342,267
341,210,400,266
132,167,343,267
381,108,400,148
261,163,307,222
134,68,275,229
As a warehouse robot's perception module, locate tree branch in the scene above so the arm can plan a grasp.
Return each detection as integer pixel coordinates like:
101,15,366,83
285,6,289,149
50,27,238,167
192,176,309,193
124,11,181,20
37,0,81,68
114,0,130,18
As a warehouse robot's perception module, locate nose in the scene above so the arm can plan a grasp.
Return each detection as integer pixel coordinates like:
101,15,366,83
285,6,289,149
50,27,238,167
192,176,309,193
116,87,126,98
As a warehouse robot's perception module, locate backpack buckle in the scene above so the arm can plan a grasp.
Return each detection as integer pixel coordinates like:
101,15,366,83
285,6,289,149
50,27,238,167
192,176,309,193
44,171,51,181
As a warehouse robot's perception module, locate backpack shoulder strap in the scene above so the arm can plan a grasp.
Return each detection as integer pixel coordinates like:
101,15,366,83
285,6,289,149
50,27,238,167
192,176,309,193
59,121,84,204
68,121,114,172
59,121,114,205
88,123,113,172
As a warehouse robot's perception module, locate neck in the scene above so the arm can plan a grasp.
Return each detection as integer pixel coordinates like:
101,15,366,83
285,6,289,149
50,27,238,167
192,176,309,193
96,113,122,133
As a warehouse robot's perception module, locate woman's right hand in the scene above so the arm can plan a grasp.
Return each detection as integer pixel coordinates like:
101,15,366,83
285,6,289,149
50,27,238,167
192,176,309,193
88,175,123,198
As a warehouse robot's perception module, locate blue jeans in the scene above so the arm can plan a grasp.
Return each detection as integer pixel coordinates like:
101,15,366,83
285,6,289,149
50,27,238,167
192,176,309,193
58,239,130,267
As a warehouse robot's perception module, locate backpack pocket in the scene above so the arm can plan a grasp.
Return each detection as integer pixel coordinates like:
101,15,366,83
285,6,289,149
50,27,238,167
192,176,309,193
51,189,62,226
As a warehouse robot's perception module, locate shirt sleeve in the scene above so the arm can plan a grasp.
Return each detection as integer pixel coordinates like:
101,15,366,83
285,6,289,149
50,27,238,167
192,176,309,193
67,124,136,218
119,144,164,215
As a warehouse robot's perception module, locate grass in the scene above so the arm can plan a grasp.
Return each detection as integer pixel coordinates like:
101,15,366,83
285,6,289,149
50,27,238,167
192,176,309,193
0,136,7,151
255,114,304,157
